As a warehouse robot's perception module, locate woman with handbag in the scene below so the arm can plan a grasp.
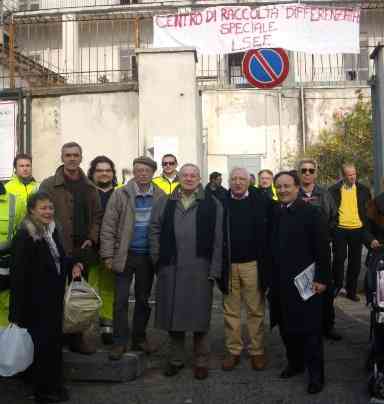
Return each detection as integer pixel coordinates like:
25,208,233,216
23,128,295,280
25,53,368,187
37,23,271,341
8,191,83,404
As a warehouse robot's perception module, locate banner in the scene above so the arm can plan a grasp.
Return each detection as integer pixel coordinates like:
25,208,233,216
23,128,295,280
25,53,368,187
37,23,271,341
0,101,17,180
154,3,360,55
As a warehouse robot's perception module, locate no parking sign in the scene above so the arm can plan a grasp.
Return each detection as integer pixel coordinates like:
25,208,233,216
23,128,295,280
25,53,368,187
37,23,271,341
242,48,289,89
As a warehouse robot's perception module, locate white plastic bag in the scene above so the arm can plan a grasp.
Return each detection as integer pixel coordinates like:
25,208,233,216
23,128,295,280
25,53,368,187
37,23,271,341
0,324,34,377
63,278,102,334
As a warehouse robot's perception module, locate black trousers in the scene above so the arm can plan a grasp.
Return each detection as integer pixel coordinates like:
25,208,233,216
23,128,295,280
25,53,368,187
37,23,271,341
322,284,335,333
29,327,63,395
332,227,363,296
113,253,154,344
280,330,324,384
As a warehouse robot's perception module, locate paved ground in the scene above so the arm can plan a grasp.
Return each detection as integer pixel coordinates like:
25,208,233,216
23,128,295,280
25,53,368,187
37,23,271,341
1,288,376,404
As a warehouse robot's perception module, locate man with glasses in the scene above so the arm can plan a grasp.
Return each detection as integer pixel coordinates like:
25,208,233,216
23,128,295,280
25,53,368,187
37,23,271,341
87,156,119,345
153,154,179,195
298,159,340,341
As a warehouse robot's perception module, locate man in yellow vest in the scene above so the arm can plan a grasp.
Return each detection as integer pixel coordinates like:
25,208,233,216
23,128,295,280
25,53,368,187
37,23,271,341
329,163,379,302
152,154,179,195
0,182,24,326
5,153,39,215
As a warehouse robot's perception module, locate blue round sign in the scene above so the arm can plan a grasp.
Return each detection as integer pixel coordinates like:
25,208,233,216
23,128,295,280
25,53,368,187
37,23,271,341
242,48,289,89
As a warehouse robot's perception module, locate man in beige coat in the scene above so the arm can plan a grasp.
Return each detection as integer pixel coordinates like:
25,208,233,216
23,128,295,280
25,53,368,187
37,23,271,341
100,156,164,360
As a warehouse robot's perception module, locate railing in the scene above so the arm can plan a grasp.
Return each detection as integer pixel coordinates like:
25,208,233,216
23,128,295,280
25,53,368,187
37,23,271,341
0,11,379,89
12,0,384,13
197,48,374,88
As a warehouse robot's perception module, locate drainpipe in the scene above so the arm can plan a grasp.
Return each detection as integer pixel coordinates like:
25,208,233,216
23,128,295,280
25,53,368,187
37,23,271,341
278,92,283,170
300,85,306,153
26,91,32,155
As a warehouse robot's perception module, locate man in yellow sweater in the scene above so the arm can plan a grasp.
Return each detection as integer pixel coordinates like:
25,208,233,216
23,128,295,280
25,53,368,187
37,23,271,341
329,163,379,301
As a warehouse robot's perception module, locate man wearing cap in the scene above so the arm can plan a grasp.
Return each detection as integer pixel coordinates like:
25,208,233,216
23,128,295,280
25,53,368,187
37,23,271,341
100,156,164,360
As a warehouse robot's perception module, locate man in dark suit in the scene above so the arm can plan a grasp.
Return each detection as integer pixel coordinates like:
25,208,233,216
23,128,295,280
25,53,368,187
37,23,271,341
268,171,331,394
297,159,340,341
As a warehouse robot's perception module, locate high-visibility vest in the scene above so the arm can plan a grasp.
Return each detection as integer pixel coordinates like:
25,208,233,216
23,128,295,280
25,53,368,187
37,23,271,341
5,175,39,216
0,192,24,327
0,192,23,249
152,175,179,195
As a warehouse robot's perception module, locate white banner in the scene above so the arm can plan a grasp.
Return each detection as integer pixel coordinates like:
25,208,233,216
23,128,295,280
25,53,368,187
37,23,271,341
154,3,360,55
0,101,17,180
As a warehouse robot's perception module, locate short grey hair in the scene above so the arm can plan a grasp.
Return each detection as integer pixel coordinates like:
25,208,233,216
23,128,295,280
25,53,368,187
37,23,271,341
229,167,250,180
341,162,356,175
179,163,201,177
61,141,82,156
298,158,317,171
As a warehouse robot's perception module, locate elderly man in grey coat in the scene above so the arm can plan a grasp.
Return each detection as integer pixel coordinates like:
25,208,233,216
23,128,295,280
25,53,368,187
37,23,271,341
150,163,223,380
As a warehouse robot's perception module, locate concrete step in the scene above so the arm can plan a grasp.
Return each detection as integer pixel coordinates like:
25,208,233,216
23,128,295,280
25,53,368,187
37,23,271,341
63,350,147,382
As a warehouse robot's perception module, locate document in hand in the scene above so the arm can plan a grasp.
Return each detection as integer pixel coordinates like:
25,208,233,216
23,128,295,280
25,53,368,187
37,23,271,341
294,262,315,301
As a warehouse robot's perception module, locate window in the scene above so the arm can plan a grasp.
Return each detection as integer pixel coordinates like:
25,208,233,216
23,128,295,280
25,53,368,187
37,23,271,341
344,39,369,81
119,48,135,81
228,52,248,87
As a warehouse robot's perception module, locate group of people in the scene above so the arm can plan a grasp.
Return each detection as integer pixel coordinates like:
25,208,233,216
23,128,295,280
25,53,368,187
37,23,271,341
0,143,382,403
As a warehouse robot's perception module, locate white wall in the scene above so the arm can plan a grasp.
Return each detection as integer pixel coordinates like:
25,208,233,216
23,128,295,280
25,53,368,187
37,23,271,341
202,86,370,185
203,88,299,184
136,48,203,172
31,91,139,182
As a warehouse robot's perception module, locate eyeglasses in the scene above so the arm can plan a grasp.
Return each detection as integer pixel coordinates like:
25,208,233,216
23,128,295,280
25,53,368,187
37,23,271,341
162,161,176,167
301,168,315,174
95,169,113,173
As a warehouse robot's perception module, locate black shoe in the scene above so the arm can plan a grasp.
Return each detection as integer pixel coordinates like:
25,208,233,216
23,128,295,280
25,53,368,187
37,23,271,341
346,294,360,302
307,381,324,394
279,365,304,379
324,328,342,341
164,362,185,377
101,332,114,345
55,386,69,402
34,391,69,403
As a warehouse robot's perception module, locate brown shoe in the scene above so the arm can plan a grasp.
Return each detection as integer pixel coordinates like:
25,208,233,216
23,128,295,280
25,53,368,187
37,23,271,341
251,354,267,371
222,354,240,371
194,366,208,380
131,340,157,354
109,344,127,361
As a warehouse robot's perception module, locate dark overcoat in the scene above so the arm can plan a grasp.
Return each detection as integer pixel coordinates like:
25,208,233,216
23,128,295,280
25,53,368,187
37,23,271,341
267,198,331,335
9,218,68,390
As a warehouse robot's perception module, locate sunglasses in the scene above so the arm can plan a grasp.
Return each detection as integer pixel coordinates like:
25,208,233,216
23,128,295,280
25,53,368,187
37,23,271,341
162,161,176,167
301,168,315,174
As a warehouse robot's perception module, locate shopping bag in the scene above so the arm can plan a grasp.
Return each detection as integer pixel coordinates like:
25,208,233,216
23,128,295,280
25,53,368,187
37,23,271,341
0,324,34,377
63,278,102,334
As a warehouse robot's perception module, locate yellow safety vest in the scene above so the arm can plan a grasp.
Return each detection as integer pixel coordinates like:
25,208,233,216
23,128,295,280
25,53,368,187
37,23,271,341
152,175,179,195
5,175,39,216
0,191,24,327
